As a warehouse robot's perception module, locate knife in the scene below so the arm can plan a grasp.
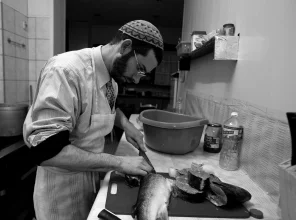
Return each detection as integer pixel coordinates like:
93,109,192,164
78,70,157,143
138,149,157,174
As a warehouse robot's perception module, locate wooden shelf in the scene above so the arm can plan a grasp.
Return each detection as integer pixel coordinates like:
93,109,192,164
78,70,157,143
190,36,239,61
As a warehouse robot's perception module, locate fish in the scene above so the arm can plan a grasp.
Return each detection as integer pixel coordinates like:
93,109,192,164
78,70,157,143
206,174,252,206
132,173,174,220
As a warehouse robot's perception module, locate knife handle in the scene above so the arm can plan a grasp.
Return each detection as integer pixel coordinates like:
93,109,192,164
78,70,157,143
98,208,121,220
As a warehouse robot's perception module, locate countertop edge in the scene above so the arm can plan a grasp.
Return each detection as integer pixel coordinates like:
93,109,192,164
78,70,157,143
0,140,26,159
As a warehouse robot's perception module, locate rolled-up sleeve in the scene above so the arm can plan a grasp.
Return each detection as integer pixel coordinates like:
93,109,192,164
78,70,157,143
24,63,81,147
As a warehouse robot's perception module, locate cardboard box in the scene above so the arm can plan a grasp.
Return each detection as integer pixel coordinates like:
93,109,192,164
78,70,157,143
214,36,239,60
279,159,296,220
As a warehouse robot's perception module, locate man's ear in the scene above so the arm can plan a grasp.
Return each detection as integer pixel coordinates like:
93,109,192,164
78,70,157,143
120,39,132,55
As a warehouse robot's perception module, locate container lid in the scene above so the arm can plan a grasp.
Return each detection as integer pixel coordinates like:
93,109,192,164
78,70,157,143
230,112,238,117
191,31,207,35
207,123,222,127
249,209,263,219
223,23,235,28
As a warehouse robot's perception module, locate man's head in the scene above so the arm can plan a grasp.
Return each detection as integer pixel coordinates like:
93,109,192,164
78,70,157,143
109,20,164,84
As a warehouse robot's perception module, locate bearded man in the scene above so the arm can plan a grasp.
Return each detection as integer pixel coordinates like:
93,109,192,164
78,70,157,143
23,20,163,220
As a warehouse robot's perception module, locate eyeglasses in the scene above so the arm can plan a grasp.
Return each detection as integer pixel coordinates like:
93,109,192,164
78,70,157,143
134,50,146,77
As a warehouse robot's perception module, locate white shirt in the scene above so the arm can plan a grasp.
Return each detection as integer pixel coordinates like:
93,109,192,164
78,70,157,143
23,46,118,148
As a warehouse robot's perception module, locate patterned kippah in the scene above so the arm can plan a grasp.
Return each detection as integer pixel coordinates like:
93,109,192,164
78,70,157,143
119,20,164,50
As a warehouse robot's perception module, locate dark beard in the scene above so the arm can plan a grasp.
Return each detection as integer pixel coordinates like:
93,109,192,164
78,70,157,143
110,51,133,84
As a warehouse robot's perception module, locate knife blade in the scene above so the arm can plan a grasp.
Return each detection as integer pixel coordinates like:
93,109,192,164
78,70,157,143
138,149,156,174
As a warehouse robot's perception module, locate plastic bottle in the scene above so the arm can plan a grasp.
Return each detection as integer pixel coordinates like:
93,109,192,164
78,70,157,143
219,112,244,171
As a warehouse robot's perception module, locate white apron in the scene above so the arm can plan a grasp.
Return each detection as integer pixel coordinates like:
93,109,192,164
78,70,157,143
33,49,116,220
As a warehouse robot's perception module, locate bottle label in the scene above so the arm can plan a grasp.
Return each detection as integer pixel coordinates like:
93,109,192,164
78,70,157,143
223,125,243,139
204,134,220,149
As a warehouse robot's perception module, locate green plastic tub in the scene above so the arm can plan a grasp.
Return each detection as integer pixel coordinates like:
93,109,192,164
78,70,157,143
139,109,208,155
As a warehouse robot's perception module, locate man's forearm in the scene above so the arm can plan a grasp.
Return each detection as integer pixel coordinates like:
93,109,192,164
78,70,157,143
114,108,130,130
41,144,122,172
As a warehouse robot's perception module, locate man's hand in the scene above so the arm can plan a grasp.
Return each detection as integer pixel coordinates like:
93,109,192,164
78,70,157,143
117,156,152,176
124,121,146,152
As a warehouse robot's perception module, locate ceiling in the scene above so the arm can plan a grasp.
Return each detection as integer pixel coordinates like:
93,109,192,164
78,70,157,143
66,0,184,28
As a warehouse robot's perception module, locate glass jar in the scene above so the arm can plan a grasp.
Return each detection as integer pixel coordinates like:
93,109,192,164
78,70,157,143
203,123,222,153
223,23,235,36
191,31,207,52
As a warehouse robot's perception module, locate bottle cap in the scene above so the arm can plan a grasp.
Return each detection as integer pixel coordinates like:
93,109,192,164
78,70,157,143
231,112,238,117
249,209,264,219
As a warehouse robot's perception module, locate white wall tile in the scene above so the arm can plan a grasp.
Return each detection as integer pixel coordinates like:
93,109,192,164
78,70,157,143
16,80,29,103
3,31,16,56
36,17,50,39
0,3,2,29
28,17,36,39
4,56,16,80
36,39,50,60
5,80,17,104
36,60,46,80
28,0,50,17
0,80,4,103
2,0,28,16
16,58,28,80
0,55,3,80
15,35,28,59
0,29,2,55
28,39,35,60
15,10,28,38
29,60,36,81
2,3,15,33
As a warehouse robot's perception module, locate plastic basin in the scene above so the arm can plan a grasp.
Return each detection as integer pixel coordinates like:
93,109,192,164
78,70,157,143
139,109,208,155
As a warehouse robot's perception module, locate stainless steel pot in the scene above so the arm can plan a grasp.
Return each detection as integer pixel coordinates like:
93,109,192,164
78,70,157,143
0,103,29,137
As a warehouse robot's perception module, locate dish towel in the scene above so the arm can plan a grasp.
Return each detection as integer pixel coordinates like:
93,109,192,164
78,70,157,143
105,79,115,110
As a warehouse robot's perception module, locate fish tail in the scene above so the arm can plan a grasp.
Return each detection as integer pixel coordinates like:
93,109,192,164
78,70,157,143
156,203,169,220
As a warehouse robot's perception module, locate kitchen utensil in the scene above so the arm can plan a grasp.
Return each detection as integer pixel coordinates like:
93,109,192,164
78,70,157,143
29,85,33,106
105,172,250,218
0,104,29,137
138,149,156,174
98,209,121,220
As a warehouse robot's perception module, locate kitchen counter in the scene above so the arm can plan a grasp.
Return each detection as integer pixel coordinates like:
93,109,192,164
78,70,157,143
87,115,280,220
0,138,25,159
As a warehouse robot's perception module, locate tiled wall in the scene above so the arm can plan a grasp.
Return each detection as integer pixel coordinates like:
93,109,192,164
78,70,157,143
27,0,51,103
0,1,29,104
0,4,3,102
28,16,50,103
185,90,291,203
0,0,51,104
